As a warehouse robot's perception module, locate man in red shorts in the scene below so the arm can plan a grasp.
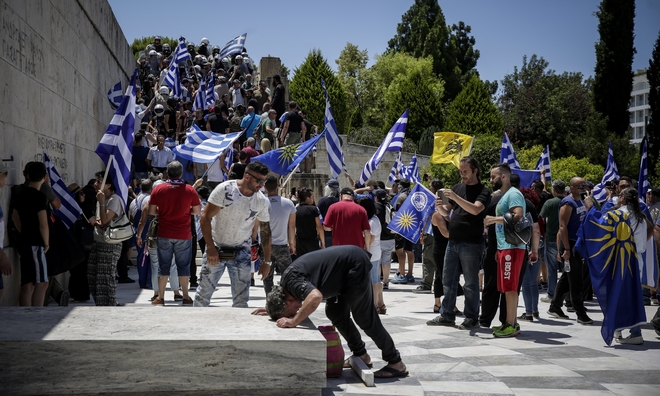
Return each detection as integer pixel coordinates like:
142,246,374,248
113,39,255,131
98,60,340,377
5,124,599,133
484,163,528,337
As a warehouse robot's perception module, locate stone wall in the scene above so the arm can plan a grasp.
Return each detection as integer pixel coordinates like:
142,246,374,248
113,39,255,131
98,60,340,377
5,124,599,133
0,0,135,305
312,135,430,189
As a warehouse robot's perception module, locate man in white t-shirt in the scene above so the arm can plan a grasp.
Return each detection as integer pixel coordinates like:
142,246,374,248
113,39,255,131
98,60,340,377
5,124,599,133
262,174,296,296
194,161,272,307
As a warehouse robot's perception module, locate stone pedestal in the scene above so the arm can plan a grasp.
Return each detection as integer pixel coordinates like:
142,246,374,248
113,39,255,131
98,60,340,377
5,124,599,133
287,173,330,201
0,307,326,395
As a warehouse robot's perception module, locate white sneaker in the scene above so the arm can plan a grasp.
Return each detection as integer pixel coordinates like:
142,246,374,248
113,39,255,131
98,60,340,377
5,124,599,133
616,335,643,345
540,296,552,303
613,331,622,340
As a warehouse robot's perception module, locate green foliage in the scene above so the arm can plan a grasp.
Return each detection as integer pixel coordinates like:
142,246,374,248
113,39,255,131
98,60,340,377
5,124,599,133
499,55,595,158
517,145,544,170
348,126,384,147
336,43,372,131
289,50,347,134
445,75,503,136
374,53,444,142
551,156,604,185
130,36,179,59
594,0,636,136
387,0,478,100
429,163,460,186
280,64,290,79
647,32,660,172
418,126,440,156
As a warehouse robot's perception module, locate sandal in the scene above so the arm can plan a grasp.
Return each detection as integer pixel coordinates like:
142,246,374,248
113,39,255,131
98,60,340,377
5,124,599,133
343,357,373,369
377,305,387,315
433,304,440,313
374,365,409,378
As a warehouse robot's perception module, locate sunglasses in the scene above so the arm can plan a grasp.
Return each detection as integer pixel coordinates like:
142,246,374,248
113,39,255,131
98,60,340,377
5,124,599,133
247,172,266,184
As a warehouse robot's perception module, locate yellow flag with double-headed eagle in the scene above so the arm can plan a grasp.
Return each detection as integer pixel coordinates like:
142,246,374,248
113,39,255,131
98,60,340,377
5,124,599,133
430,132,474,168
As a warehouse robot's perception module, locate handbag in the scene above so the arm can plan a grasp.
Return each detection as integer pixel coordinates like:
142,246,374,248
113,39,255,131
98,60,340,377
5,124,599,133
95,205,135,244
146,215,159,249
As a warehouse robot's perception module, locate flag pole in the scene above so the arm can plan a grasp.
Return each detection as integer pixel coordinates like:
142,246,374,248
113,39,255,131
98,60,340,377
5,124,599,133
281,163,301,189
101,154,114,191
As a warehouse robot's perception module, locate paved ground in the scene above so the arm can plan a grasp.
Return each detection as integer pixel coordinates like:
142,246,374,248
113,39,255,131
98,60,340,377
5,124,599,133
74,260,660,396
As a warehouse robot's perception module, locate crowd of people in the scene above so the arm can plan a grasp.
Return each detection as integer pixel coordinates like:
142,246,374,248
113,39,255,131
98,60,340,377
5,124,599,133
2,36,660,380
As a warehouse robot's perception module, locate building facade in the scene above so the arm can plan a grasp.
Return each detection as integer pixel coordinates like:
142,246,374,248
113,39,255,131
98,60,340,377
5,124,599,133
630,69,651,143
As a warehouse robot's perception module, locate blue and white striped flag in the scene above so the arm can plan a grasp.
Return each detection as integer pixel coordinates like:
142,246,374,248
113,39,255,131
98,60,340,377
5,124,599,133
193,75,206,111
535,145,551,181
107,81,122,110
192,131,244,163
172,124,215,161
43,153,82,229
322,79,346,179
205,72,217,109
404,153,420,184
638,139,650,202
218,33,247,59
500,133,521,169
95,68,138,206
592,141,619,202
388,151,403,184
223,146,234,181
165,37,190,99
358,109,408,186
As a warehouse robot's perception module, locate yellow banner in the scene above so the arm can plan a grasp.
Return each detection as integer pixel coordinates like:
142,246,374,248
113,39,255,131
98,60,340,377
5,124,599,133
430,132,474,168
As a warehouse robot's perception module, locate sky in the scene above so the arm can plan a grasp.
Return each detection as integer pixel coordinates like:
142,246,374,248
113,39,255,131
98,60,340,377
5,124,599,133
108,0,659,85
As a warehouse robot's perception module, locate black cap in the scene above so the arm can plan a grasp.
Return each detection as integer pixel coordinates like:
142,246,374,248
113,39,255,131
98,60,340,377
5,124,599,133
373,189,388,200
651,188,660,198
340,187,355,198
327,179,339,188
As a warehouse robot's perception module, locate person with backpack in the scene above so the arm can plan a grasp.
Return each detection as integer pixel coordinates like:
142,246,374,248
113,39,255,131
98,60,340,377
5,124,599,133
373,189,395,292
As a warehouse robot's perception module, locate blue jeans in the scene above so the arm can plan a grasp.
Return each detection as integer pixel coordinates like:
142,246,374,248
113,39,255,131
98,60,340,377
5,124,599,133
521,260,542,314
157,238,192,277
544,241,559,298
149,246,179,293
194,247,251,307
440,240,484,321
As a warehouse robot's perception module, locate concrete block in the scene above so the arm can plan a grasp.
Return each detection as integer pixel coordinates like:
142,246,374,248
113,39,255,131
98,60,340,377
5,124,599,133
0,307,327,395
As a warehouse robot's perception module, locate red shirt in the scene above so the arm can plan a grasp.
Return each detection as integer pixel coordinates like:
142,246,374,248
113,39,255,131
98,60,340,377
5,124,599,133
149,180,200,240
242,147,260,163
323,200,370,248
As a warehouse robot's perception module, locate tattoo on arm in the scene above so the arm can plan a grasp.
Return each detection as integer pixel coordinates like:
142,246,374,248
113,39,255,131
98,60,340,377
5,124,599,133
260,221,272,245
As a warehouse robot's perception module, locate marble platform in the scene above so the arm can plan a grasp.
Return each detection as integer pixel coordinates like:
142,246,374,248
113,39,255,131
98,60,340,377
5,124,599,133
0,307,326,395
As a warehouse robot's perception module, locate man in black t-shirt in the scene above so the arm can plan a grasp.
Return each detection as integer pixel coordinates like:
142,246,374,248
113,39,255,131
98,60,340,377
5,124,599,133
253,246,409,379
279,101,306,147
11,162,50,306
206,105,229,134
427,156,490,330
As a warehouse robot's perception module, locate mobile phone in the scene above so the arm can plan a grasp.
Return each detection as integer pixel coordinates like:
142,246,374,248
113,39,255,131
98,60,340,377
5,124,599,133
437,189,449,205
580,192,587,200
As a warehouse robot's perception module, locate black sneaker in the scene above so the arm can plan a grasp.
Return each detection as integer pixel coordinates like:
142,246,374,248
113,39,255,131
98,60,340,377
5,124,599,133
412,286,432,294
566,306,576,313
547,306,569,319
117,277,136,284
426,315,455,327
250,278,255,287
577,314,594,325
518,313,533,322
190,281,198,288
458,318,480,330
174,294,184,301
58,290,70,307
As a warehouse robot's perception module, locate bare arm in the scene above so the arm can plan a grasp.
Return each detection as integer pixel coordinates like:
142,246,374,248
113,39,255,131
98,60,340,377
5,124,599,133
529,222,540,263
201,202,221,265
37,209,49,252
558,204,573,260
288,213,296,254
314,217,325,249
190,204,201,215
363,229,371,252
276,288,323,328
443,189,485,216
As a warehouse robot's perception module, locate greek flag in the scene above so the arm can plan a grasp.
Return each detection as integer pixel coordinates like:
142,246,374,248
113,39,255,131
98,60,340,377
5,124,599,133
638,139,650,202
218,33,247,59
388,151,403,184
500,133,521,169
592,141,619,202
172,124,216,161
95,68,138,206
535,145,551,181
406,153,420,183
358,109,408,186
322,79,346,179
107,81,122,110
223,146,234,181
192,131,244,163
193,75,206,111
43,153,82,229
165,38,190,99
205,73,217,109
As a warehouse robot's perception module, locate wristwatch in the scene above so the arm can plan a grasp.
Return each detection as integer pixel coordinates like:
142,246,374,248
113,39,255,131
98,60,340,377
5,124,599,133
264,261,272,265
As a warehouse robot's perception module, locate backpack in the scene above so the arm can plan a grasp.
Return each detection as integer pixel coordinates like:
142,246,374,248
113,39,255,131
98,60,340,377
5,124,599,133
384,203,395,224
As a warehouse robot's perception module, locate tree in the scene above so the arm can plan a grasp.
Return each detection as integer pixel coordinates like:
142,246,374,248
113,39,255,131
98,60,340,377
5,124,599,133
289,50,348,135
593,0,636,136
445,75,503,136
499,55,594,157
647,31,660,170
130,36,179,59
418,126,440,156
336,43,371,131
387,0,478,100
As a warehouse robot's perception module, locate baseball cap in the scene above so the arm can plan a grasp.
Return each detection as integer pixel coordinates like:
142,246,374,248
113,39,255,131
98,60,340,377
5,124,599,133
651,188,660,198
0,163,12,174
327,179,339,188
340,187,355,197
373,189,388,200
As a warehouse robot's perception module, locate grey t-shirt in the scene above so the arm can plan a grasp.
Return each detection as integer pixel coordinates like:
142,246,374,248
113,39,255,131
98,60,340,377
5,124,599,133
268,195,296,245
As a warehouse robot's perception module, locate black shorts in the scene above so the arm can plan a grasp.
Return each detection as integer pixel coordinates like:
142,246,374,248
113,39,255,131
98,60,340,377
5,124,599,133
394,234,413,251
